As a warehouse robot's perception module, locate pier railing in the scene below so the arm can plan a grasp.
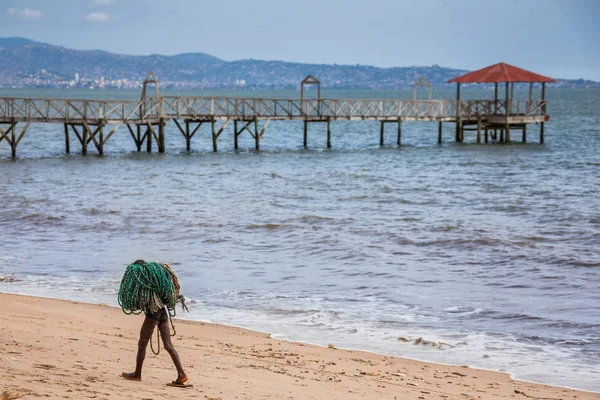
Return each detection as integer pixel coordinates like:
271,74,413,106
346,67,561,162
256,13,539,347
0,97,547,123
159,97,547,120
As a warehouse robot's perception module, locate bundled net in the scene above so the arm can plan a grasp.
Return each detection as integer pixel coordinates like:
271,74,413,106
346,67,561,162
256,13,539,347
118,261,187,316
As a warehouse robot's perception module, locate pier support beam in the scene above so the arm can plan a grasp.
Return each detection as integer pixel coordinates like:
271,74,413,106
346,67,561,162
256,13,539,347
98,123,104,155
73,121,118,156
455,83,461,142
0,120,24,158
254,118,260,150
64,123,70,154
64,122,115,156
212,118,217,152
158,118,165,153
146,124,152,152
126,124,143,152
248,118,269,151
11,122,16,158
136,125,142,152
522,125,527,143
476,118,482,144
438,120,442,144
0,120,28,158
234,120,238,150
456,118,464,143
505,124,511,143
327,119,331,149
211,118,232,152
173,119,203,152
125,122,161,154
82,124,88,154
303,121,308,148
540,82,546,144
232,120,253,151
380,122,384,146
397,119,402,146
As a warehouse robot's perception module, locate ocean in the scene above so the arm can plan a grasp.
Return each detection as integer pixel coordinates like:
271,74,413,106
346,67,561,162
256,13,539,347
0,88,599,392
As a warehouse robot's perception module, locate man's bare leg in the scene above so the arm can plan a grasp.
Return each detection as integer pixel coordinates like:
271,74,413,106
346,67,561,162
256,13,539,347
122,316,158,381
157,319,187,383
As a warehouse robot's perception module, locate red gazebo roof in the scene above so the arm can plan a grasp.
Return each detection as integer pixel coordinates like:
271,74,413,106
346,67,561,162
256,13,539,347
448,63,556,84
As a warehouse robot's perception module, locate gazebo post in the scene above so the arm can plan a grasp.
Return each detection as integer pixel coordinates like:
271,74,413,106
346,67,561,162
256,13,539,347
494,82,498,141
505,82,510,143
528,82,533,114
540,82,546,144
455,83,461,143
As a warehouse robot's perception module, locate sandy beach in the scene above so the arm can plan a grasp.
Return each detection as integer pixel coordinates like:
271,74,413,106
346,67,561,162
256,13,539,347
0,293,597,400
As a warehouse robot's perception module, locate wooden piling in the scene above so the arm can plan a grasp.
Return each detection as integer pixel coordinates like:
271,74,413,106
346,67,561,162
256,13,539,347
522,125,527,143
438,120,442,144
211,118,217,152
327,119,331,149
540,82,546,144
380,121,384,146
485,127,489,143
136,125,142,152
146,125,152,153
254,117,260,151
185,120,191,151
64,123,70,154
10,120,16,158
158,118,165,153
455,83,461,141
98,123,104,155
476,118,481,143
234,120,238,150
303,120,308,148
82,124,88,155
505,82,510,144
397,119,402,146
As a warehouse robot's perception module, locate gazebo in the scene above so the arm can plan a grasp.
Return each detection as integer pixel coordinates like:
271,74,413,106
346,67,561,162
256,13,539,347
448,63,556,143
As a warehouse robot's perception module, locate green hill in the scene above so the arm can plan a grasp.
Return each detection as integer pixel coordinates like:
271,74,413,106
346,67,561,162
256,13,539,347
0,37,597,89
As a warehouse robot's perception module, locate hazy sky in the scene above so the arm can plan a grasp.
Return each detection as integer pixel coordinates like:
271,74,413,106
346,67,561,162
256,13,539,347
1,0,599,80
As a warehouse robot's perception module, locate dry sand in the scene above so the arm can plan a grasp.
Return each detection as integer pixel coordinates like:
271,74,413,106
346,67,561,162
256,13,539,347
1,293,597,400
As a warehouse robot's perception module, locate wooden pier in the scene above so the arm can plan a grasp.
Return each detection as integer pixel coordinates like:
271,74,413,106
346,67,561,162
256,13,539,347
0,63,553,157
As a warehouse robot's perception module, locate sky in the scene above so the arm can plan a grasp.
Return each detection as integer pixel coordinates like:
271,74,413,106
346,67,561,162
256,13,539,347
1,0,599,80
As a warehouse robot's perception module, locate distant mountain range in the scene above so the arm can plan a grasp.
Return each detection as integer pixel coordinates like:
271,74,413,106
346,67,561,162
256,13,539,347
0,37,597,90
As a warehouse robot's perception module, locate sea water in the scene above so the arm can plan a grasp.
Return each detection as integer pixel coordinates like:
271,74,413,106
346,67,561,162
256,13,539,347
0,88,598,391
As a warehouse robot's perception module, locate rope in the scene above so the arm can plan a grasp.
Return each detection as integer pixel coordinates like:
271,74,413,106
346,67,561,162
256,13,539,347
118,261,189,355
118,261,187,315
149,311,178,356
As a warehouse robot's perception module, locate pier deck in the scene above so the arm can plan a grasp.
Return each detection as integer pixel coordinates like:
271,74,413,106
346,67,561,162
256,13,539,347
0,95,548,157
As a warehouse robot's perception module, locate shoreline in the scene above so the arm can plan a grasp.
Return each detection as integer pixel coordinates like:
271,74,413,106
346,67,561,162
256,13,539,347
3,288,596,393
2,292,598,400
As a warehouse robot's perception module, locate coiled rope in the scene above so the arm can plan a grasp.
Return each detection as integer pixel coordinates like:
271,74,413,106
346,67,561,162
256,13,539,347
118,261,189,355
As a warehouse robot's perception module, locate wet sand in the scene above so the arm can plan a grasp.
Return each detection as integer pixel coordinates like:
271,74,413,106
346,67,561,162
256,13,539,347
1,293,597,400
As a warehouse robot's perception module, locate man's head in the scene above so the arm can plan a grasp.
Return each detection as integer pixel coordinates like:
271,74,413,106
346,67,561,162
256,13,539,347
133,259,146,266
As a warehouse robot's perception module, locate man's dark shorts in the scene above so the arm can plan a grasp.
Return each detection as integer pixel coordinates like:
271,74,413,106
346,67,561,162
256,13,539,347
145,307,168,323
